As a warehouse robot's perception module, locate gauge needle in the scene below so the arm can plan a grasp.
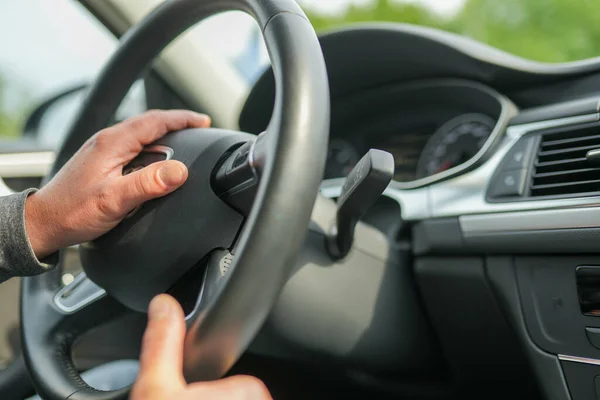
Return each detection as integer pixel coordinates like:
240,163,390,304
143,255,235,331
435,160,453,173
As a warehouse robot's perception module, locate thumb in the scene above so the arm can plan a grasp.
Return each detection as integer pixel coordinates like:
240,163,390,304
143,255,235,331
117,160,188,214
134,294,187,395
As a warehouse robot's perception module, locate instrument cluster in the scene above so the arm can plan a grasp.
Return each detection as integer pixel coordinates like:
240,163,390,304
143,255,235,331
325,112,496,183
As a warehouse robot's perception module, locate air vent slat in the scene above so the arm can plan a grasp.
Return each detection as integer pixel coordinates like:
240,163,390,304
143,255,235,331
535,157,587,169
530,123,600,198
533,168,599,178
538,144,600,158
532,168,600,186
541,134,600,149
532,178,600,190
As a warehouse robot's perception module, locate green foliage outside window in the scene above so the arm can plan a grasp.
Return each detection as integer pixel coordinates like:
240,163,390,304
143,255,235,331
1,0,599,139
0,75,23,139
303,0,600,63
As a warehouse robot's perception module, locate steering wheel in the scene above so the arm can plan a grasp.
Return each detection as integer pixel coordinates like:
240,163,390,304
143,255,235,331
20,1,329,399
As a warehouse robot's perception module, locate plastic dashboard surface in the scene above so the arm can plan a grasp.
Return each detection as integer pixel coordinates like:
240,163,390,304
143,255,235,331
241,22,600,192
240,23,600,228
237,23,600,400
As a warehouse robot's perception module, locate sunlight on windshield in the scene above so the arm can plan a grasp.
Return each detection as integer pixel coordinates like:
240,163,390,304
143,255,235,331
299,0,600,63
0,0,597,141
195,0,600,87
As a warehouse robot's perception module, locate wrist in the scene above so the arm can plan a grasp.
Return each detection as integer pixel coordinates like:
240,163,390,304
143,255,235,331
24,191,56,260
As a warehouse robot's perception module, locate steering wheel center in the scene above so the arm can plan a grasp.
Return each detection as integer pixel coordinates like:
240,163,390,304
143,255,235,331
81,129,251,312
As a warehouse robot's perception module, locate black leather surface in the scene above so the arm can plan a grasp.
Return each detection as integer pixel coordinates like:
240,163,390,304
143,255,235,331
21,0,329,399
183,11,329,381
22,268,131,399
80,129,248,312
0,355,35,400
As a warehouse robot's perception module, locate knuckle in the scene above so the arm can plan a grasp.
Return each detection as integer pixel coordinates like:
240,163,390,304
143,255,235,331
89,129,113,150
145,109,163,117
136,169,162,196
140,110,163,125
95,186,121,218
127,117,149,134
129,111,165,135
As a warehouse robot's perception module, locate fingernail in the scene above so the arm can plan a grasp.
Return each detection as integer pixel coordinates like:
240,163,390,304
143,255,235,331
200,114,211,126
148,295,171,320
158,162,186,187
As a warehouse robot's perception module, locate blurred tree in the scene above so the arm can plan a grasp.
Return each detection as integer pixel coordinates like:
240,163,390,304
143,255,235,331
0,75,21,138
451,0,600,62
302,0,600,63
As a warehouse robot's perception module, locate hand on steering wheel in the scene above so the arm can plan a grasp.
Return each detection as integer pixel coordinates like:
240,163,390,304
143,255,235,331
25,110,211,259
132,295,271,400
25,109,271,398
21,1,329,398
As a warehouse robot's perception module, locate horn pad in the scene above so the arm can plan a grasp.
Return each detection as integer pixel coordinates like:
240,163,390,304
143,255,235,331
80,128,251,312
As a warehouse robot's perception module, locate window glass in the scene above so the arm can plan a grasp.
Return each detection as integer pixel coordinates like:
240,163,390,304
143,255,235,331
299,0,600,63
0,0,145,145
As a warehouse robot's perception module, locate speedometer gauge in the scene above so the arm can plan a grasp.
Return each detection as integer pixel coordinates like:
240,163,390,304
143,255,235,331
416,113,495,179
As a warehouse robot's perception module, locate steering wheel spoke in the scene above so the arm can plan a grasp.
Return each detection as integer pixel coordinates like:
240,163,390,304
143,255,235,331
21,267,133,399
54,272,107,315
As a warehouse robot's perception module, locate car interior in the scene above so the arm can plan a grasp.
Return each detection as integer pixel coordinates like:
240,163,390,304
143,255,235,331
2,0,600,399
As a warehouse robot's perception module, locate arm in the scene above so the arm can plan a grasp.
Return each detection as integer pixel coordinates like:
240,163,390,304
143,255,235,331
0,189,58,282
0,110,210,281
3,110,272,399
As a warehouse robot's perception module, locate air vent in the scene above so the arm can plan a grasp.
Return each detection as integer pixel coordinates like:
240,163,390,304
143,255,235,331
531,123,600,197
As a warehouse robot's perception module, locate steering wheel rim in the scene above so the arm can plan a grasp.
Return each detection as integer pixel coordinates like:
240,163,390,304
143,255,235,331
20,1,330,399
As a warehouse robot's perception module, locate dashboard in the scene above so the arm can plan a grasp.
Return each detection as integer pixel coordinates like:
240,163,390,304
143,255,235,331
235,23,600,400
323,80,508,187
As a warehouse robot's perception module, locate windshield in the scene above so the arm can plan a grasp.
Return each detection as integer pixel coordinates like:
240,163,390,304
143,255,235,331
1,0,595,142
180,0,600,96
300,0,600,64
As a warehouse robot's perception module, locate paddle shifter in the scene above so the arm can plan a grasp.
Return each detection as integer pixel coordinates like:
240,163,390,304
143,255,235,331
327,149,394,259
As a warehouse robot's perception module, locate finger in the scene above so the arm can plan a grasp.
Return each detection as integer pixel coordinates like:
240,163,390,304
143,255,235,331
115,109,211,148
188,375,273,400
93,110,211,162
135,294,187,394
114,159,188,214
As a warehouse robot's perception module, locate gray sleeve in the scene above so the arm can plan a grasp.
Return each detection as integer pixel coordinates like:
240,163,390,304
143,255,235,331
0,189,58,282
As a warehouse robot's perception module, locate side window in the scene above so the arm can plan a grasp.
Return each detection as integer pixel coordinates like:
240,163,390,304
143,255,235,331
0,0,145,149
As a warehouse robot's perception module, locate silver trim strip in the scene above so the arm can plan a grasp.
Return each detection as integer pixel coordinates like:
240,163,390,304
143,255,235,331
461,206,600,235
558,354,600,366
144,145,174,159
427,114,600,220
53,272,107,314
392,82,518,189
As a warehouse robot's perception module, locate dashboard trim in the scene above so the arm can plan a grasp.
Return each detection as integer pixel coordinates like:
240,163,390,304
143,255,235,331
558,354,600,367
389,80,518,189
414,112,497,181
460,207,600,235
321,113,600,222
